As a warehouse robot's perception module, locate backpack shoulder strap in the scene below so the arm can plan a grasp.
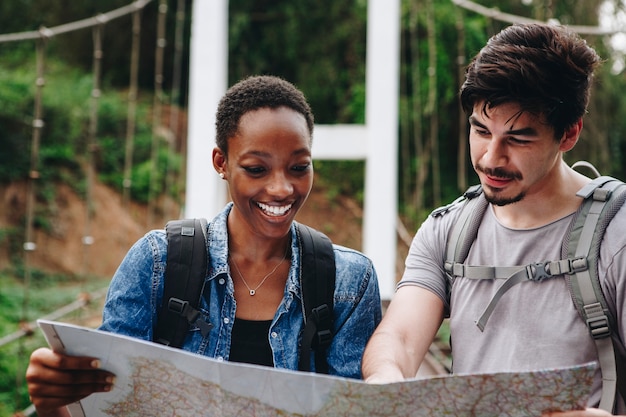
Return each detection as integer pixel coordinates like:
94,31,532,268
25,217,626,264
296,223,335,374
566,176,626,412
154,218,212,348
441,185,488,298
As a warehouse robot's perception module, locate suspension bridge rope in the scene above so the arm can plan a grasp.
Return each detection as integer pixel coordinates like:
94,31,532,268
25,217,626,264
82,22,104,278
164,0,188,220
452,0,624,35
147,0,169,227
0,1,165,412
0,0,154,44
123,8,144,208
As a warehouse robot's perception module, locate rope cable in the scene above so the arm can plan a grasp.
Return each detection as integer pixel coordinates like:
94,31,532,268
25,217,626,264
455,6,468,192
0,0,154,44
82,23,104,279
452,0,623,35
0,2,168,413
123,9,143,208
147,0,168,227
163,0,187,219
17,32,48,413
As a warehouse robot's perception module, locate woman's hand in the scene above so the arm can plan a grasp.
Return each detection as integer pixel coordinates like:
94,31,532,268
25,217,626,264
26,347,115,415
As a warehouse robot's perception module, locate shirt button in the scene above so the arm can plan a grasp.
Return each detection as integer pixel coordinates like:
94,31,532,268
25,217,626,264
218,278,225,285
223,317,230,324
271,332,278,338
216,356,224,361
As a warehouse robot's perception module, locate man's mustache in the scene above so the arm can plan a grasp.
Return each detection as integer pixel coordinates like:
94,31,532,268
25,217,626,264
475,165,523,181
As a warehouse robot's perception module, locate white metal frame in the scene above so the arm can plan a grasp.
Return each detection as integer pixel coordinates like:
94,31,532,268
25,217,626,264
185,0,399,299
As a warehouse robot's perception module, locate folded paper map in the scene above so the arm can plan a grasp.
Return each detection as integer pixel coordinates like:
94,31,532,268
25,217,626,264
38,319,595,417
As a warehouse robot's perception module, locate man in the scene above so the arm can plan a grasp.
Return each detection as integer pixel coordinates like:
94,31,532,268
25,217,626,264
362,23,626,417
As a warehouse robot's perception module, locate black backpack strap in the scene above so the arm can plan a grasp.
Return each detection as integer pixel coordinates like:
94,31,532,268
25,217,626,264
296,223,335,374
154,218,212,348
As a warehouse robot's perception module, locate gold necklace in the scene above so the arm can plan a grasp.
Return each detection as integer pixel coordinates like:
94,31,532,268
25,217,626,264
230,249,289,296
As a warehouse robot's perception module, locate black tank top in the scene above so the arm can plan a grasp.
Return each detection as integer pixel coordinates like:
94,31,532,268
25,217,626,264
229,318,274,367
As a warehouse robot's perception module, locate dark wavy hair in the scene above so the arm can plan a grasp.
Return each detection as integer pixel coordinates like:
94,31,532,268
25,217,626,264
460,23,601,139
215,75,314,154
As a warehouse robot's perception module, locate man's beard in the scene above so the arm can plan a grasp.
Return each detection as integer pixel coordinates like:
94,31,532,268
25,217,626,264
475,164,525,206
483,187,525,206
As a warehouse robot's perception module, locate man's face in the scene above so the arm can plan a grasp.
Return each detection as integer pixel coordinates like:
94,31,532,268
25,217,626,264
469,102,564,206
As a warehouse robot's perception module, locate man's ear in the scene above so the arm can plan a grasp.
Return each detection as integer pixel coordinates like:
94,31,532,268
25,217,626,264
559,118,583,152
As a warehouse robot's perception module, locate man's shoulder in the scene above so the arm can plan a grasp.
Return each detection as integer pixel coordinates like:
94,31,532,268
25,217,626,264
430,185,483,219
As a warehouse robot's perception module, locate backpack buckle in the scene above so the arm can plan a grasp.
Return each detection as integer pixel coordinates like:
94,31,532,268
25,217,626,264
168,297,189,314
587,315,611,339
526,262,553,281
169,297,200,323
315,329,333,347
569,257,588,273
311,304,333,348
168,297,213,337
584,302,611,339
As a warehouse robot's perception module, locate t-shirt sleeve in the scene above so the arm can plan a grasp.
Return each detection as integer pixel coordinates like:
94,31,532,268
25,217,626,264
397,209,456,312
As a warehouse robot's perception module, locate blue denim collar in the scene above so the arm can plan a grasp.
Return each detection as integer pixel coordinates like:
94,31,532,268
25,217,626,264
206,202,302,300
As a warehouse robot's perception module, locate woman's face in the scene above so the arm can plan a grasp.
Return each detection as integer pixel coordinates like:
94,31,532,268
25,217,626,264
214,106,313,240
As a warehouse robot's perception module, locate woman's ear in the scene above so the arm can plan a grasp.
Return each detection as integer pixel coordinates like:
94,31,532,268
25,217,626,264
212,147,227,178
559,118,583,152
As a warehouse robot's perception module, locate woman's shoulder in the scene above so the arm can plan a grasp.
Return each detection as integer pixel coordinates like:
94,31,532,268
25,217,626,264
142,228,168,248
121,228,168,263
331,244,377,287
331,243,373,267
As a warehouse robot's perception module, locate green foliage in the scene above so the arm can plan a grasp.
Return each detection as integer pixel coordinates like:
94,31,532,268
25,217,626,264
227,0,369,215
314,160,365,204
0,50,176,208
228,0,367,125
3,1,626,411
126,145,184,204
0,268,108,414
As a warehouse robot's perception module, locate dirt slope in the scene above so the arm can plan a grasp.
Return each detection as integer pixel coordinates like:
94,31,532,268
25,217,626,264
0,179,365,278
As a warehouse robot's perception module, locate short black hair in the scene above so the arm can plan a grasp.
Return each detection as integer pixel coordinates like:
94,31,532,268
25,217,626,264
460,23,601,139
215,75,314,154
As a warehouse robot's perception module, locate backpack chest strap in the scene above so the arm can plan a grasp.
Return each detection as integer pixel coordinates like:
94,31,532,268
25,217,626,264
446,257,589,331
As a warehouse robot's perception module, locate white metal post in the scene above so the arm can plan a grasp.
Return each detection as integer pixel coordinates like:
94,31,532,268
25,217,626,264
184,0,229,219
185,0,400,300
363,0,400,300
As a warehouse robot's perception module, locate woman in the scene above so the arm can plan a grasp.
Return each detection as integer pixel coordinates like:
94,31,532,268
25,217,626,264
26,75,382,416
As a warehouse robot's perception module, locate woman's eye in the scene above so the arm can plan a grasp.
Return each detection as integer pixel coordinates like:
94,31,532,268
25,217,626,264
244,166,265,174
292,163,311,172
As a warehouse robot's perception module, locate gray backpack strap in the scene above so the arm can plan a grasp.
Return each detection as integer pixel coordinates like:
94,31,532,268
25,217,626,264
565,176,626,412
444,170,626,411
441,185,564,328
440,185,488,315
442,180,611,332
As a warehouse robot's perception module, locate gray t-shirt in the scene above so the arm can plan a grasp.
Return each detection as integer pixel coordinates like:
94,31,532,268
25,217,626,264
399,199,626,410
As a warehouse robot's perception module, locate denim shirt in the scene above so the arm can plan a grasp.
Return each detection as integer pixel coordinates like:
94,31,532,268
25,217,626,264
100,203,382,379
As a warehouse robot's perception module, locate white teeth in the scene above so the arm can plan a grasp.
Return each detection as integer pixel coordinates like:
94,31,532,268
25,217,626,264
257,202,292,216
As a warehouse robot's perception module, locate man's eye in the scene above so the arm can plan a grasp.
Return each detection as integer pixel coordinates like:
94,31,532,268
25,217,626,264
509,137,529,145
472,127,489,136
